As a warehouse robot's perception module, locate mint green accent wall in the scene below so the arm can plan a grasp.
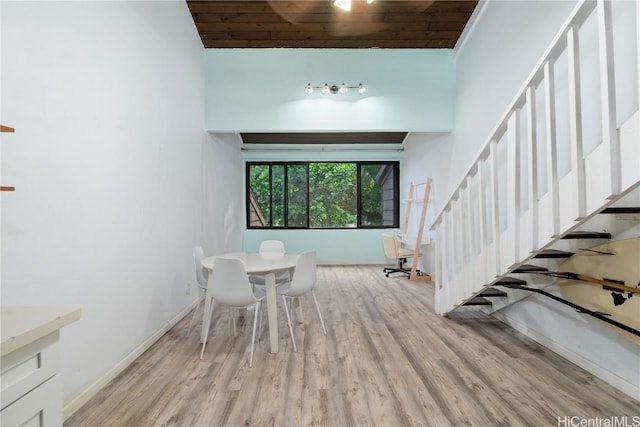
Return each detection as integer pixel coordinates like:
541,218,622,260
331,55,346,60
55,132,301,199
205,49,455,132
244,229,399,264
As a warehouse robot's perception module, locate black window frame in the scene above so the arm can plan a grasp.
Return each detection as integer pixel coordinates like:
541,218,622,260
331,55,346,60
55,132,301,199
246,161,400,230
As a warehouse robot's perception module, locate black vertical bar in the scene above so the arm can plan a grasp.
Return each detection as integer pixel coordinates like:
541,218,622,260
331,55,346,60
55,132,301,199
356,162,362,228
306,163,310,228
268,164,273,227
245,163,250,229
394,161,400,227
284,164,289,228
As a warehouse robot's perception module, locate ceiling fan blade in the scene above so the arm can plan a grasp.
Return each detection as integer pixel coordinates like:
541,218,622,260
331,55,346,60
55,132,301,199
265,0,321,25
266,0,438,38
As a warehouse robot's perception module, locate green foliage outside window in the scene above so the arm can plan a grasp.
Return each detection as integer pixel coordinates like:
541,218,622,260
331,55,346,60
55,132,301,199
310,163,357,228
247,161,398,229
360,164,384,226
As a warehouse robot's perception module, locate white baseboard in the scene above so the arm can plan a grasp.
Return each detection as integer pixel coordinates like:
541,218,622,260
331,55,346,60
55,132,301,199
62,301,198,419
492,311,640,399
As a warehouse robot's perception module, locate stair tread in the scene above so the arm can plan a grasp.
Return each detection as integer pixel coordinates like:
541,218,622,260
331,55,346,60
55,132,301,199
494,277,527,285
562,231,612,239
478,289,508,297
600,207,640,214
534,249,574,258
463,297,492,306
514,264,549,273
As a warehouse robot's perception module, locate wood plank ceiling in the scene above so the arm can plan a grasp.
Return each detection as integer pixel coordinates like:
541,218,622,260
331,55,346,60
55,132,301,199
240,132,407,145
187,0,478,49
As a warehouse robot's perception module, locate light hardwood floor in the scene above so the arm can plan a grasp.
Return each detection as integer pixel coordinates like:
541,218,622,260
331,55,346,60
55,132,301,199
66,265,639,427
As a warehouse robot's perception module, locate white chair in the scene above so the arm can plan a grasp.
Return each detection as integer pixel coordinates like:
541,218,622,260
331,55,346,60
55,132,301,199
249,240,291,286
381,234,420,278
278,250,326,352
186,246,209,337
200,257,265,367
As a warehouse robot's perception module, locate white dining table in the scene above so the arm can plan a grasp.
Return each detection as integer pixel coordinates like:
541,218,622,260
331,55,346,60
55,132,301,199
201,252,298,354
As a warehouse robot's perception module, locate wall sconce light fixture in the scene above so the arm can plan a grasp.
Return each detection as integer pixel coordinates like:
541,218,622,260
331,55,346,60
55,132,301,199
305,83,366,95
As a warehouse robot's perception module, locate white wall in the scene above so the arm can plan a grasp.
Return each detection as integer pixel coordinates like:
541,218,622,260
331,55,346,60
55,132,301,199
402,1,577,277
403,0,579,277
404,0,640,396
1,0,242,413
402,132,453,276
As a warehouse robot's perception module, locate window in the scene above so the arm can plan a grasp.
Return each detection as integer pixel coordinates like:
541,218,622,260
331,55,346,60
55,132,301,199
246,162,399,229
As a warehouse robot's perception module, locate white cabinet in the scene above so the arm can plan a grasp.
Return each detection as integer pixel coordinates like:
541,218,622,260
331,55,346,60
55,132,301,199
1,307,81,427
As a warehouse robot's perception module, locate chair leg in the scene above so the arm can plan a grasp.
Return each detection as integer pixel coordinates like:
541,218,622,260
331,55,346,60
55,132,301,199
294,298,304,323
384,257,412,278
311,290,326,335
232,308,237,337
257,302,264,340
200,299,215,359
249,301,260,367
282,295,297,352
227,308,238,337
186,292,202,337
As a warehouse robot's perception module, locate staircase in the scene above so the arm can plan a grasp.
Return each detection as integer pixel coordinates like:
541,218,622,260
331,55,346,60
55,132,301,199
431,0,640,316
463,225,615,309
451,190,640,313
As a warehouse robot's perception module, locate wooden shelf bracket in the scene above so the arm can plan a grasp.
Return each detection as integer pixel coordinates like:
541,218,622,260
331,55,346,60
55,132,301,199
2,124,16,191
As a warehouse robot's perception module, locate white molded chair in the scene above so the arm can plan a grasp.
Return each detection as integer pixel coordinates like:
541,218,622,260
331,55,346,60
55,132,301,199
381,234,420,278
200,258,265,367
278,250,326,352
249,240,291,286
186,246,209,337
260,239,285,253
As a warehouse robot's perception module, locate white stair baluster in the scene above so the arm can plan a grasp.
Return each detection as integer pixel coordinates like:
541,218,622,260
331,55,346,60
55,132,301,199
567,25,587,220
525,86,539,253
489,139,501,278
544,60,560,238
478,156,490,284
507,111,521,268
597,0,620,198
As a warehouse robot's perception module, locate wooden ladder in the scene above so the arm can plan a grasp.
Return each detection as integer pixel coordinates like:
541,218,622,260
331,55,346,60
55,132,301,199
402,178,432,281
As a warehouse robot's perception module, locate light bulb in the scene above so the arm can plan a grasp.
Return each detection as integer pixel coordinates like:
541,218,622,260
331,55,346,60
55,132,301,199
305,83,313,94
358,83,366,93
339,83,348,93
333,0,351,12
322,84,330,94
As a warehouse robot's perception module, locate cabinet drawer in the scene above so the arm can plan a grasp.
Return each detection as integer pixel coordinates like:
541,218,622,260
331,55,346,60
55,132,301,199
1,375,62,427
1,331,59,410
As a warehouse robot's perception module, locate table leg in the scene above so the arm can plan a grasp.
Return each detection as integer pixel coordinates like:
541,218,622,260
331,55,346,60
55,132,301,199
201,294,211,344
295,298,304,323
265,272,279,353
